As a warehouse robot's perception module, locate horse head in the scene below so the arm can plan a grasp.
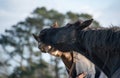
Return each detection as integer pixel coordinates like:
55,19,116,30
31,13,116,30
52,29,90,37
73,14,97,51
33,22,65,57
37,19,93,52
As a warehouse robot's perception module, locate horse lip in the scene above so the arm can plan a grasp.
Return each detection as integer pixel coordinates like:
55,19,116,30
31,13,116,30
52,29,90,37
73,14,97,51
38,41,57,53
38,46,47,53
38,42,47,53
40,48,46,52
47,46,53,52
38,43,53,53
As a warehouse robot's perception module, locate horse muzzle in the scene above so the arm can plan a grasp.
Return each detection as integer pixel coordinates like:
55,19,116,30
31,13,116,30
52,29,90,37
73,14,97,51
38,42,52,53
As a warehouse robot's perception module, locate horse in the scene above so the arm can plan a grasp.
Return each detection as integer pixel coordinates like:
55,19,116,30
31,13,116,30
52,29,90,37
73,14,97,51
34,19,120,78
33,22,107,78
33,36,106,78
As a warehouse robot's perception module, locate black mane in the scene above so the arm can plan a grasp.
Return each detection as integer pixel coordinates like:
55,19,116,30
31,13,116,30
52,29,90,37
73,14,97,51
78,26,120,56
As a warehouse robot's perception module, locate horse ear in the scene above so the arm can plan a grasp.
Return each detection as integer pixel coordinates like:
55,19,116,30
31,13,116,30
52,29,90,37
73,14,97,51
80,19,93,29
51,21,59,28
32,34,39,42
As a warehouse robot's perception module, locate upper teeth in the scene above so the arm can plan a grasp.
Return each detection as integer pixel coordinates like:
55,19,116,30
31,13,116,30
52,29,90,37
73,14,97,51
48,45,51,49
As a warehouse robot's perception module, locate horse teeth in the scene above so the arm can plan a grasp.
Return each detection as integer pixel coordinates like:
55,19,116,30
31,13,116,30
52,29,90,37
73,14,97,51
48,45,51,49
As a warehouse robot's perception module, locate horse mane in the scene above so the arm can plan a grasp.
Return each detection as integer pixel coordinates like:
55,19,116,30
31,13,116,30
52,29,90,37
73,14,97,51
78,26,120,57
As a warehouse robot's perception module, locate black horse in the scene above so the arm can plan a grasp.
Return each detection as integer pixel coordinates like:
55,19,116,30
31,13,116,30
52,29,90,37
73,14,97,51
36,19,120,78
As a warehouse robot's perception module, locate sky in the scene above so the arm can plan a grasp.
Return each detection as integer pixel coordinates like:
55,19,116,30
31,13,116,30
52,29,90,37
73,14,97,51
0,0,120,34
0,0,120,74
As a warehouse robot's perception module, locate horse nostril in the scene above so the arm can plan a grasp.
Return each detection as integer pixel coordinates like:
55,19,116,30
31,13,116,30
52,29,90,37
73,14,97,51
38,43,47,53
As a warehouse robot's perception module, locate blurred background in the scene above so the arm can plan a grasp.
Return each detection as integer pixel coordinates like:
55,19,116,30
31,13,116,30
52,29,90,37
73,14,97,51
0,0,120,78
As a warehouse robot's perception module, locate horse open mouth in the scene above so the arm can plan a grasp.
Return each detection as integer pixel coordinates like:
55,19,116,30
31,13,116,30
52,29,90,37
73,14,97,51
38,43,62,57
32,33,61,56
38,42,56,53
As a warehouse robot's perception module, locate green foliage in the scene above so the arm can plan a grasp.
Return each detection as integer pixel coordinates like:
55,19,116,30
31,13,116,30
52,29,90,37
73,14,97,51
79,13,93,19
66,11,80,21
0,7,101,78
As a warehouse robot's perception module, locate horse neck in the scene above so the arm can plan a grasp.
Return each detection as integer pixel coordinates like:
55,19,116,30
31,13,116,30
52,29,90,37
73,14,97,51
75,30,110,76
61,52,73,69
75,45,110,75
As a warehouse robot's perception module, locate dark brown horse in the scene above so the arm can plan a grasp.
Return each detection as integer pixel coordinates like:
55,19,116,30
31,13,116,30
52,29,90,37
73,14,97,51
34,35,107,78
33,22,107,78
35,19,120,78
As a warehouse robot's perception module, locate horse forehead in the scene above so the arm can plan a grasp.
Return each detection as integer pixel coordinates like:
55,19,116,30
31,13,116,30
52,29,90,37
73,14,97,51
57,27,76,35
40,28,49,33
